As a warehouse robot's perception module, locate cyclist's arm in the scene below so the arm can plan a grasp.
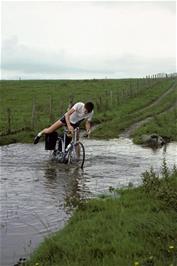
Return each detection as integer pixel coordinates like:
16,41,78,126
65,108,75,132
85,120,92,134
85,110,93,135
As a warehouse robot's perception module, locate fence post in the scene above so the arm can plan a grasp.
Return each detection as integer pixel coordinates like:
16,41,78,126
49,96,53,122
31,98,36,129
67,95,74,111
110,90,113,107
105,90,109,109
7,108,11,134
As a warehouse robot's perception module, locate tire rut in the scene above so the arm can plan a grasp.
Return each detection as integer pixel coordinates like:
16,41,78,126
120,81,177,138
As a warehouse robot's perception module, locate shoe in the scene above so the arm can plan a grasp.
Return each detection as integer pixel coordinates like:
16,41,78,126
34,135,41,144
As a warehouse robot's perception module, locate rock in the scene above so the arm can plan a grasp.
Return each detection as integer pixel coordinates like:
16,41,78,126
141,133,165,148
14,257,27,266
161,135,171,143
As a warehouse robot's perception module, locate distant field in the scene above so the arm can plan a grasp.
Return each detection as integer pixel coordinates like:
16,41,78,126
0,77,176,144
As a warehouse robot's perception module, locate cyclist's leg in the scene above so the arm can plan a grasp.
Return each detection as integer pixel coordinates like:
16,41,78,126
41,115,67,135
75,129,80,157
71,123,80,157
34,119,65,144
68,142,85,168
42,120,64,134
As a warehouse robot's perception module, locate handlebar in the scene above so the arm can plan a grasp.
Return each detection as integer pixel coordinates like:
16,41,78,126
64,127,79,134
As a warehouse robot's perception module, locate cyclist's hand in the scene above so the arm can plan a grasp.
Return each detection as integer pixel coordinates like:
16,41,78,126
83,130,91,138
83,132,88,138
68,125,74,134
87,130,91,138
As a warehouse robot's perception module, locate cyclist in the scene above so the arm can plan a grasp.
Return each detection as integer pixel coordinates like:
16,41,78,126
34,101,94,144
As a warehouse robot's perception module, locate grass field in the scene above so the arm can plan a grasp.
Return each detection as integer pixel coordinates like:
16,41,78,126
27,163,177,266
0,77,176,145
92,78,177,139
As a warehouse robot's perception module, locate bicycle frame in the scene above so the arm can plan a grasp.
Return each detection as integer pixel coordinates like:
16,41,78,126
52,127,85,168
63,127,79,151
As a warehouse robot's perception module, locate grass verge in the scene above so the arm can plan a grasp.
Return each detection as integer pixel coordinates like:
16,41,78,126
27,164,177,266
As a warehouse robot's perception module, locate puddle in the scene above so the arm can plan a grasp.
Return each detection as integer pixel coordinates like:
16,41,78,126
0,137,177,265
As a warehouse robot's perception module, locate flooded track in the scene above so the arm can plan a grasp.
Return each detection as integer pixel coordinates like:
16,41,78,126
0,137,177,266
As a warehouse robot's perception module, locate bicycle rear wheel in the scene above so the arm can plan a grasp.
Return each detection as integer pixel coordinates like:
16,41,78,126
68,142,85,168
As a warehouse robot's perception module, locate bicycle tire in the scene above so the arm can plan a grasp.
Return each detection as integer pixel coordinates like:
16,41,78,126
68,141,85,168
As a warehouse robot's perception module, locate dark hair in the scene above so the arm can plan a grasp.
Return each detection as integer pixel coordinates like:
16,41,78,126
85,102,94,113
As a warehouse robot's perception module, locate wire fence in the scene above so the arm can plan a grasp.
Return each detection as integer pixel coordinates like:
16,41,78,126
1,76,176,136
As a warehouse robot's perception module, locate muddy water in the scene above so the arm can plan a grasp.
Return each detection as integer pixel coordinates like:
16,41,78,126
0,138,177,266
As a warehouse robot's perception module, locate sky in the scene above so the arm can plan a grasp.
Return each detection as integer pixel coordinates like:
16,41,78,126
1,0,176,79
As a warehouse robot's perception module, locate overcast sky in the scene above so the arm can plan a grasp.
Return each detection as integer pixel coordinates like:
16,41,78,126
1,1,176,79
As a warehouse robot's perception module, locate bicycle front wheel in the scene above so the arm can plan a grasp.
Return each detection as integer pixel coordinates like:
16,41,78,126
68,142,85,169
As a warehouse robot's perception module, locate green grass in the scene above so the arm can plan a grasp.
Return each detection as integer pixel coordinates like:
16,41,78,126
132,108,177,144
92,79,177,139
0,78,176,144
27,165,177,266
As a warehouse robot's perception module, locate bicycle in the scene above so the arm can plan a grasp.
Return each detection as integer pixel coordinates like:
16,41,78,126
51,127,85,169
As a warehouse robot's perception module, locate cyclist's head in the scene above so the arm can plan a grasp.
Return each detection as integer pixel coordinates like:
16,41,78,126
84,102,94,113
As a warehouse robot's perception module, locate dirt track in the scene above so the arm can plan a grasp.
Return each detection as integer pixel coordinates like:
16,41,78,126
120,81,177,138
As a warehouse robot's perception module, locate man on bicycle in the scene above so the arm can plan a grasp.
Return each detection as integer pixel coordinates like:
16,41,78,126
34,101,94,144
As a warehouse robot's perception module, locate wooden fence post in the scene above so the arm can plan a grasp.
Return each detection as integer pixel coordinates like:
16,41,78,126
49,96,53,122
116,92,120,105
31,98,36,129
110,90,113,107
7,108,11,134
68,95,74,111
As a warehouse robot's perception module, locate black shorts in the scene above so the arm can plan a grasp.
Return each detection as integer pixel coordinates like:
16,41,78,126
59,115,84,129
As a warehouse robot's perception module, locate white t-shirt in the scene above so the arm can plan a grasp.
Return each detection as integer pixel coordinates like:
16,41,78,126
69,102,94,124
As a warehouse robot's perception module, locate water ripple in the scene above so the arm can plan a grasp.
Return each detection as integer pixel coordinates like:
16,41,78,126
0,139,177,265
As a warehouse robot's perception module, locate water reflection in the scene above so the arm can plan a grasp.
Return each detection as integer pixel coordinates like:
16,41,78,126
43,163,91,208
